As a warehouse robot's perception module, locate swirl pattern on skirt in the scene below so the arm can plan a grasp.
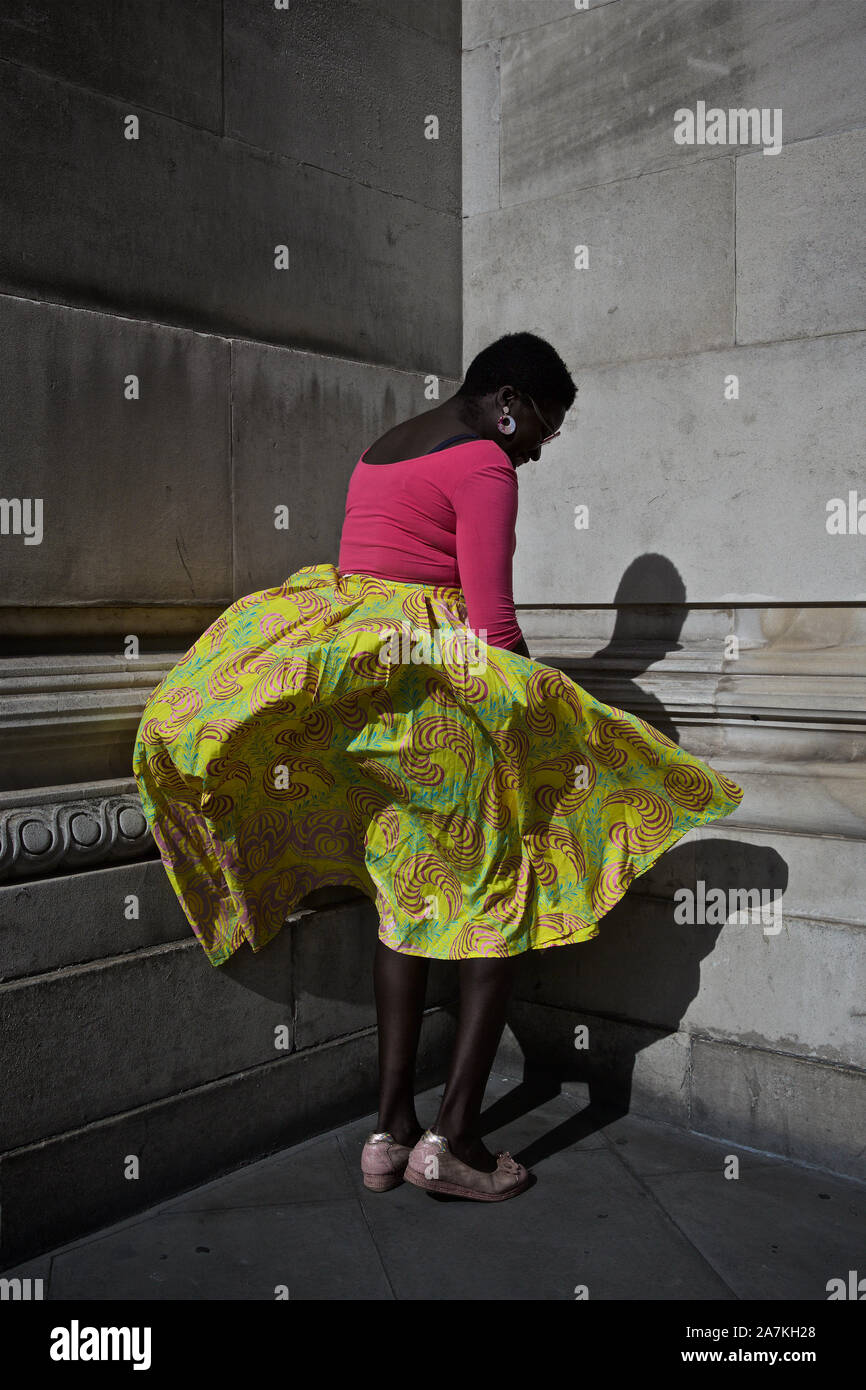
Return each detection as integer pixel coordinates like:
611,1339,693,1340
264,753,333,801
449,922,509,958
663,764,715,811
357,759,411,802
531,752,598,815
143,750,187,794
588,715,661,770
523,824,586,885
132,562,744,965
429,810,487,871
603,789,674,852
482,851,533,924
237,808,292,875
346,783,390,828
589,858,637,915
287,811,357,860
536,912,594,941
525,666,585,733
369,805,402,853
274,708,334,750
490,728,529,776
192,718,247,752
206,652,272,701
393,852,462,919
398,716,476,786
478,760,520,830
140,685,203,743
200,791,235,820
204,756,252,792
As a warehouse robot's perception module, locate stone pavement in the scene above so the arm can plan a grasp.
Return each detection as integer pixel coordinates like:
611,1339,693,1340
3,1072,863,1300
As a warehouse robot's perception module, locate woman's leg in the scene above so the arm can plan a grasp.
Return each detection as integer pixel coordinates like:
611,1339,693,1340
373,937,429,1146
433,954,518,1172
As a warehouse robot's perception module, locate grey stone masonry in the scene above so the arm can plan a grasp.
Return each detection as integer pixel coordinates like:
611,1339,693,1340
0,0,463,1265
462,0,866,1185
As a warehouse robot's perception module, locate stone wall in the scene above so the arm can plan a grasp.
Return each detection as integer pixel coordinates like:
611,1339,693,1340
463,0,866,1177
2,0,863,1268
0,0,462,1267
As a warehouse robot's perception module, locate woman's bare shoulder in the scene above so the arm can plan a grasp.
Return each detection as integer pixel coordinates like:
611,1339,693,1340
362,416,499,466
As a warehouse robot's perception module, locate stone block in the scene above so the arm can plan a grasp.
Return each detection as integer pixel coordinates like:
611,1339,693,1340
504,997,691,1124
466,155,733,369
737,128,866,342
293,896,457,1049
0,63,460,371
0,856,188,981
0,656,178,791
0,0,222,128
365,0,461,43
0,1009,456,1268
728,606,866,679
511,877,712,1037
0,604,223,648
682,911,866,1070
462,39,500,217
0,296,230,605
691,1037,866,1180
0,937,293,1149
230,342,461,592
512,821,864,1066
224,0,460,211
463,0,609,51
498,0,866,204
510,333,866,605
692,824,866,929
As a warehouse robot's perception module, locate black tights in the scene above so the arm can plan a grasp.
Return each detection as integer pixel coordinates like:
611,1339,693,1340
373,938,517,1155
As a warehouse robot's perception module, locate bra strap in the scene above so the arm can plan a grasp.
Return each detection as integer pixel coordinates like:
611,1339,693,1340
425,433,480,454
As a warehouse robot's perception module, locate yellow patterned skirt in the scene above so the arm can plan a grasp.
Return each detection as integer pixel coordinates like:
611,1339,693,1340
132,562,744,966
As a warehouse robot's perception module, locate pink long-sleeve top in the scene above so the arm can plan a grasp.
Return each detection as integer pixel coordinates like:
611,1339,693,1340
338,435,524,650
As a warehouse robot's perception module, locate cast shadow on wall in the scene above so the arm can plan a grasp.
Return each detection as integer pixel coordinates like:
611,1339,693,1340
483,553,788,1167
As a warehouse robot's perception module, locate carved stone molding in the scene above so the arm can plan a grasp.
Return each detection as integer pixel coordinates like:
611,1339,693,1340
0,606,864,879
0,652,178,791
0,791,154,882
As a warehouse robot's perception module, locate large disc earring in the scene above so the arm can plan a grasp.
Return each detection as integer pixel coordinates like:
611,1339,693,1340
497,412,516,435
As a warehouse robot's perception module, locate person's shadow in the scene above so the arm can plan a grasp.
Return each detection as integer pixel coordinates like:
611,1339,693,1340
477,553,788,1167
214,553,787,1173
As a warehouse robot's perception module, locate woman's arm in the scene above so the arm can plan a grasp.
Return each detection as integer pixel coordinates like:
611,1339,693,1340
453,454,527,654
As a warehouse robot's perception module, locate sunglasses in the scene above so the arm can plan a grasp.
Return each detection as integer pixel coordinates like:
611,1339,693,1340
522,394,561,445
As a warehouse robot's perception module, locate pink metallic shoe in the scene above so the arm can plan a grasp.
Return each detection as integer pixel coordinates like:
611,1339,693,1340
403,1129,531,1201
360,1130,415,1191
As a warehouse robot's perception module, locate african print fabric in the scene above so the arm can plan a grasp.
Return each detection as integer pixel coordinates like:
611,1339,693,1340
132,563,744,966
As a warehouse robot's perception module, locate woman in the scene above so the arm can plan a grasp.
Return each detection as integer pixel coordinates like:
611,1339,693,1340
133,331,743,1204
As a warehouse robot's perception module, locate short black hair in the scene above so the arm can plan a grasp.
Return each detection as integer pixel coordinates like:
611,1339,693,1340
456,331,577,413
